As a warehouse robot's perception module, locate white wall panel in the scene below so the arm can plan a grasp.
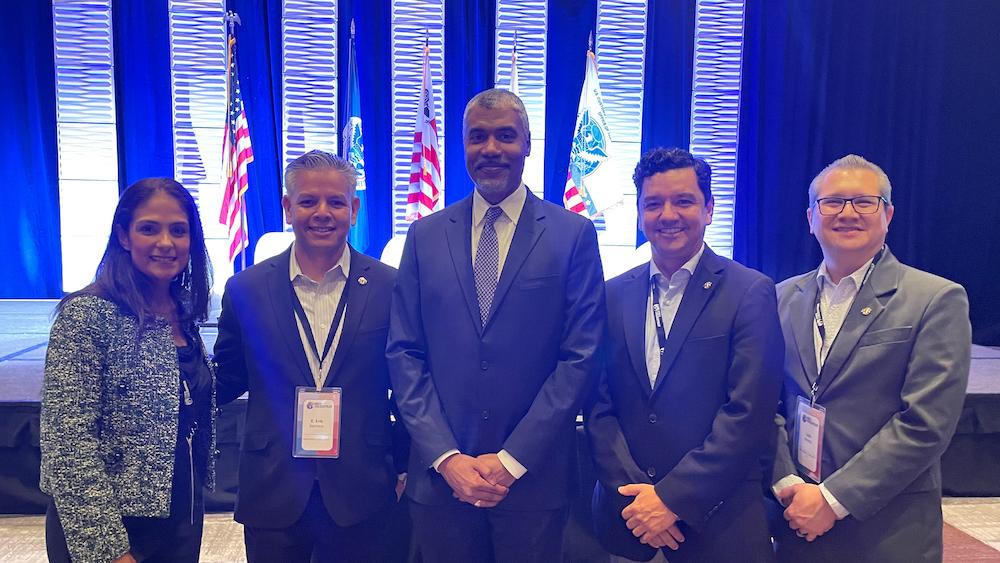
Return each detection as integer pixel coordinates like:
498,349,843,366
391,0,445,235
282,0,338,173
52,0,119,292
690,0,745,258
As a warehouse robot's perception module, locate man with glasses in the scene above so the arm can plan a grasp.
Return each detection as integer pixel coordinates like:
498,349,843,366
770,154,971,562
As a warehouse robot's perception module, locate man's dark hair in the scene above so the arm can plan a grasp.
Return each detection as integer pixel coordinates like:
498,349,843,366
632,147,712,204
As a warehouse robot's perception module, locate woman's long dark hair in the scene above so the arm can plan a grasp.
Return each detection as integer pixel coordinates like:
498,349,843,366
57,178,213,327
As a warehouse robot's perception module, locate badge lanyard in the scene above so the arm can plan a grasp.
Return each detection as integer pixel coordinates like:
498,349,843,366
650,278,668,358
808,247,883,404
289,277,351,387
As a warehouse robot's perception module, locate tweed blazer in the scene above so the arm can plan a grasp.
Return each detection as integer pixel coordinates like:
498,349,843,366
40,294,217,563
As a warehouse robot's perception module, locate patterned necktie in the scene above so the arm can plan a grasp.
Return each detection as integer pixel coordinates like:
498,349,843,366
474,206,503,326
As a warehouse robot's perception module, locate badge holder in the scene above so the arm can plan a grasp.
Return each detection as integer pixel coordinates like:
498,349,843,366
795,395,826,482
293,387,343,458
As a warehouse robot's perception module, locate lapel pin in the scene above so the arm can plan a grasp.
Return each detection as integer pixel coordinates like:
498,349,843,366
358,276,368,286
703,281,713,290
860,306,872,316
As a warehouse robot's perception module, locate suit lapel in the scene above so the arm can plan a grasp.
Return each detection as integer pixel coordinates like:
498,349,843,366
483,191,544,331
267,249,315,388
445,198,483,336
323,248,371,387
622,267,653,395
651,247,724,395
789,274,821,393
815,250,900,398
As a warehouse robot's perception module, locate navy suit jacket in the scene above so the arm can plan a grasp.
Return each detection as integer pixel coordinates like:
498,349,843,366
586,247,783,562
214,247,404,528
387,190,605,510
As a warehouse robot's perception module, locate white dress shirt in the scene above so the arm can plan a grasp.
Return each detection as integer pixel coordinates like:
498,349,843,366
289,244,350,389
432,183,530,479
772,257,875,520
644,244,705,387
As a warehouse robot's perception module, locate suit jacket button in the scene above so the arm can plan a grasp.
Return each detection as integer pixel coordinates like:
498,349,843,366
216,408,223,417
481,410,490,420
480,361,488,371
646,467,656,478
214,449,222,459
648,413,657,424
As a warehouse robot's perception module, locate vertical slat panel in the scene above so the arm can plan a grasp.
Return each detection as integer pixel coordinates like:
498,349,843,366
495,0,547,197
169,0,229,279
690,0,744,258
53,0,119,291
595,0,647,277
282,0,338,173
391,1,445,235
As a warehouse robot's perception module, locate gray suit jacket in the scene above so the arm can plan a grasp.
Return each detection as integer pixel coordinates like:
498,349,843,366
771,247,970,561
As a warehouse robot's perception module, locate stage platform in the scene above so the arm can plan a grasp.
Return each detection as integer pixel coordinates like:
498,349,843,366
2,299,999,519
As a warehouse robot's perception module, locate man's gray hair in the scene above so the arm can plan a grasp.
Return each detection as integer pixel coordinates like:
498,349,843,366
284,150,359,197
808,154,892,206
463,88,530,140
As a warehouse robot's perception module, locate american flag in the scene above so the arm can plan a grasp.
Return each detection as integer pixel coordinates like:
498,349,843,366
219,24,254,263
405,43,443,221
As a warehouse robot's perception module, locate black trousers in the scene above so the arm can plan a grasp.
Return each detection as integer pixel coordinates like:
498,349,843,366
244,482,391,563
46,441,205,563
409,499,568,563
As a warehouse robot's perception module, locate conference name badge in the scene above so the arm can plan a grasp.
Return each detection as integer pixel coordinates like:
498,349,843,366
795,396,826,482
293,387,342,458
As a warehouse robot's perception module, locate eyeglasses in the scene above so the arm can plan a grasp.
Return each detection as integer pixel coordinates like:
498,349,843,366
813,195,887,216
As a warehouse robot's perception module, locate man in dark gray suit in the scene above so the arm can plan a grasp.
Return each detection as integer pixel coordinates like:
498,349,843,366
771,154,971,562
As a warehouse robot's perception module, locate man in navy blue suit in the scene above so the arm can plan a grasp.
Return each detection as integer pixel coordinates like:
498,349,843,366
387,88,606,562
215,151,404,563
586,148,783,562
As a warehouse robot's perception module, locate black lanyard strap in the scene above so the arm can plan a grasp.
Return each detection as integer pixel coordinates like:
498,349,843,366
808,247,884,401
650,277,668,357
290,274,351,368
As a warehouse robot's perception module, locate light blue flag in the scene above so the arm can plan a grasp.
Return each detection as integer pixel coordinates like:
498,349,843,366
343,25,369,253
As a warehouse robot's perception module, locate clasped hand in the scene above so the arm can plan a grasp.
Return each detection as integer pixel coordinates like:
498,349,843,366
440,453,515,508
777,483,837,541
618,484,686,551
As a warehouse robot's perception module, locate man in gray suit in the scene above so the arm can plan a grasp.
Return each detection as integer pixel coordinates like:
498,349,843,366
770,154,971,562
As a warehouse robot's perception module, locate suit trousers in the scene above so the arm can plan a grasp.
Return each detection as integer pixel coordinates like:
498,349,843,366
244,482,390,563
410,498,567,563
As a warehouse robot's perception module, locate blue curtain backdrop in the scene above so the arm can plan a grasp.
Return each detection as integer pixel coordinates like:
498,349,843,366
735,0,1000,343
637,0,695,246
338,0,393,258
113,0,174,189
443,0,496,205
0,0,61,298
543,0,597,205
227,0,285,270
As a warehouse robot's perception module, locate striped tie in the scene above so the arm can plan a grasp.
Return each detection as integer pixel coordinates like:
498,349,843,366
474,206,503,326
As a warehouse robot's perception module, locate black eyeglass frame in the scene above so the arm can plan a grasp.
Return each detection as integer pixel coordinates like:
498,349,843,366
813,195,888,216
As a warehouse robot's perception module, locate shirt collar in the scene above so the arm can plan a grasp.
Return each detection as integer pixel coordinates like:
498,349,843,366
472,182,527,228
649,243,706,283
289,242,351,284
817,255,873,291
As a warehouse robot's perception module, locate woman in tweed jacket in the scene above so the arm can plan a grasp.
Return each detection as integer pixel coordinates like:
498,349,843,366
41,178,216,563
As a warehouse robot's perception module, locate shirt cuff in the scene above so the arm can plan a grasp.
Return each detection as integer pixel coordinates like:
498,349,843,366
818,483,850,519
497,449,527,479
431,449,460,472
772,474,805,498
